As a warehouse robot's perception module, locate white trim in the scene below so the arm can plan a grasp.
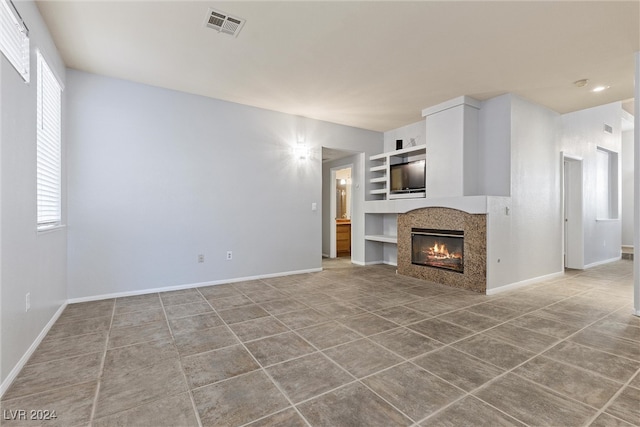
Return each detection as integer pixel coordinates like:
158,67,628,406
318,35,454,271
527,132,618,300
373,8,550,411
0,302,67,398
584,256,622,270
67,268,322,304
622,245,634,249
322,253,330,258
486,271,565,295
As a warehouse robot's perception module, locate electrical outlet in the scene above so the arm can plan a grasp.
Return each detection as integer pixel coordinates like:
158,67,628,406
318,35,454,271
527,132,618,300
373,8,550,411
226,251,233,260
198,254,205,263
25,293,30,312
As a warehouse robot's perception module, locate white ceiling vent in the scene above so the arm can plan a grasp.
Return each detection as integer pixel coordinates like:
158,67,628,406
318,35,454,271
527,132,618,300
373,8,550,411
205,8,245,37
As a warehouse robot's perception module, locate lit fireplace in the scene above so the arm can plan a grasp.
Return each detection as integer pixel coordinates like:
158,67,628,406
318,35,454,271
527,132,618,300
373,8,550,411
411,228,464,273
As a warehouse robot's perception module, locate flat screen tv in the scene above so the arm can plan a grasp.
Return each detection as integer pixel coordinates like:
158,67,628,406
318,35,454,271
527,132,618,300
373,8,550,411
390,160,425,194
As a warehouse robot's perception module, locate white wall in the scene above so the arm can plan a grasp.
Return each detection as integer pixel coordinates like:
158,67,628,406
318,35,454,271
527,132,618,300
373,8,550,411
478,95,511,196
561,102,623,266
67,70,380,299
383,120,424,153
622,129,634,247
0,1,67,391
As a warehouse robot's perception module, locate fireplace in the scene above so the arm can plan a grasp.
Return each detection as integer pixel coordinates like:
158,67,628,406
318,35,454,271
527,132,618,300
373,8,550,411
411,228,464,273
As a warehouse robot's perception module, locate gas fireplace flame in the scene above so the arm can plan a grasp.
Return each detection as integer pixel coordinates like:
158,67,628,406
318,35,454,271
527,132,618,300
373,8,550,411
426,242,462,260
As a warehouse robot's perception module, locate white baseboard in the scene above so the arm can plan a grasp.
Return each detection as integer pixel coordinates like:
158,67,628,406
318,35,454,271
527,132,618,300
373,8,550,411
584,256,622,269
486,270,565,295
68,267,323,304
0,302,67,399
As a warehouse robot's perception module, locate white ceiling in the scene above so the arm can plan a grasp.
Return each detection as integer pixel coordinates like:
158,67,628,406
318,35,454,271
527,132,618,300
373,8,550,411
36,1,639,132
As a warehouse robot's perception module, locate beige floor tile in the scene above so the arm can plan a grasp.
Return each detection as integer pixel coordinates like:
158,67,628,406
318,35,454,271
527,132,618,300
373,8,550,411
192,370,289,427
94,358,187,418
103,339,179,377
372,306,429,325
452,334,535,370
267,353,352,403
474,373,597,426
295,321,362,349
3,353,102,400
173,325,239,356
245,332,316,367
92,392,199,427
56,300,115,324
159,290,205,306
338,313,398,336
369,327,442,359
605,385,640,426
163,301,212,320
420,395,526,427
114,294,161,315
274,308,329,329
107,320,171,349
229,316,290,342
111,308,164,329
244,408,307,427
414,346,504,392
437,310,502,332
407,318,474,344
484,323,559,353
507,314,582,339
323,339,402,378
543,341,640,383
28,331,107,365
589,412,637,427
182,344,259,388
570,330,640,361
0,381,97,427
217,304,271,324
513,356,623,408
167,312,224,335
363,362,464,422
46,315,111,340
296,382,411,426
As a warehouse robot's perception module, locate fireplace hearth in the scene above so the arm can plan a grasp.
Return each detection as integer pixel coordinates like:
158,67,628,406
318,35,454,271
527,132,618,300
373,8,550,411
412,228,464,273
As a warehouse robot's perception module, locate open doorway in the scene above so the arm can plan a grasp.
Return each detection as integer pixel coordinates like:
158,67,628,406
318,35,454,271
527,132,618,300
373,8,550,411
328,165,353,259
562,154,584,269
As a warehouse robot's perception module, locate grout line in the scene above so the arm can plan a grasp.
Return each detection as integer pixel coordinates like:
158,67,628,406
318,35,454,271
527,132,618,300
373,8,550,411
160,292,204,427
88,299,116,424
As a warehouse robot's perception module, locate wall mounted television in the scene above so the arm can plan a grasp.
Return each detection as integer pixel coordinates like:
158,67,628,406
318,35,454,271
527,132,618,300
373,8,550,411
390,160,426,194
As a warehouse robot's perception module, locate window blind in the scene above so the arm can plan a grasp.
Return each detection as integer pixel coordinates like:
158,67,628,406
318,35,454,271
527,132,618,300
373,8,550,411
37,52,62,228
0,0,29,82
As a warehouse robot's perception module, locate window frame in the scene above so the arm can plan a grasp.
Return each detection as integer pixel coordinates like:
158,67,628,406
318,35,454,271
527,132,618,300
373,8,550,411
0,0,29,82
36,50,63,230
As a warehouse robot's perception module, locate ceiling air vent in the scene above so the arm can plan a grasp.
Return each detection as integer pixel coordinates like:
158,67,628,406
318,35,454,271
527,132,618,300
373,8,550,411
205,8,245,37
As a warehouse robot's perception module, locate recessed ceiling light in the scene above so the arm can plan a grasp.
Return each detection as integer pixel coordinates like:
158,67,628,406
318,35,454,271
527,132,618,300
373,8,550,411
573,79,589,88
592,85,610,92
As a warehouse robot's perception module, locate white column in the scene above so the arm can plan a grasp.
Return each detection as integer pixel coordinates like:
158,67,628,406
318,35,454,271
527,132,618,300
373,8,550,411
634,51,639,316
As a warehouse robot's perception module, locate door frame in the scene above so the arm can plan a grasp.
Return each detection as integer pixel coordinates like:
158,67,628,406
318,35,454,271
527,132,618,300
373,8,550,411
562,153,584,269
329,164,353,258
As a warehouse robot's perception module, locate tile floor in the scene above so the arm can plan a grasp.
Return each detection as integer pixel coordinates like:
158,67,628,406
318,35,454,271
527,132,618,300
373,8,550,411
2,258,639,426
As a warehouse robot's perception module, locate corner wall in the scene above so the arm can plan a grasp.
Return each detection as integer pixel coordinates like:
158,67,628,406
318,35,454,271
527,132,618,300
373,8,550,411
0,1,67,391
66,70,381,299
561,102,623,266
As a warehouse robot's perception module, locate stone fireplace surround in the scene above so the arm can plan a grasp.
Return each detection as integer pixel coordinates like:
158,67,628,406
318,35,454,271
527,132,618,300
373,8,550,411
397,207,487,293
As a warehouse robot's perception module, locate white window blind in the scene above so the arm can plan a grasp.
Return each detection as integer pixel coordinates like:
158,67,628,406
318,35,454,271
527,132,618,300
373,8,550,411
0,0,29,82
37,52,62,228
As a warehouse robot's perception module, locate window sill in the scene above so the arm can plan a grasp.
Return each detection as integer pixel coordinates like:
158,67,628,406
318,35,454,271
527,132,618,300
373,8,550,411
37,224,66,234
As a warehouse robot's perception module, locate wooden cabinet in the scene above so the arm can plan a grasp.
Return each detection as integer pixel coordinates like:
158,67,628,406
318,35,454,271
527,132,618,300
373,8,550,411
336,221,351,256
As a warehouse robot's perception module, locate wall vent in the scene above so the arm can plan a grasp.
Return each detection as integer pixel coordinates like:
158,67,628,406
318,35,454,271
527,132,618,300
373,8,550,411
603,124,613,134
205,8,245,37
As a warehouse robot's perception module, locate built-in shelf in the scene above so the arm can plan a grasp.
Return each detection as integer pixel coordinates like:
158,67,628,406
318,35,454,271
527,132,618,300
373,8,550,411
364,234,397,244
368,144,426,202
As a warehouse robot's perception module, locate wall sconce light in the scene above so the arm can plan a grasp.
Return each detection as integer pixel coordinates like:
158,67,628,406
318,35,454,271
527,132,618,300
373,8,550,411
294,140,310,160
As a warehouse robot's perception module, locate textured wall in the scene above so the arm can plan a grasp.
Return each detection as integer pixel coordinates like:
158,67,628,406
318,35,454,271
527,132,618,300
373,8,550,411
397,208,487,293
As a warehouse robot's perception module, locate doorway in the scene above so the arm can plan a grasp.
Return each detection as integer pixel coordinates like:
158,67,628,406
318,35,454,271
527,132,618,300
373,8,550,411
562,154,584,269
330,166,352,258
